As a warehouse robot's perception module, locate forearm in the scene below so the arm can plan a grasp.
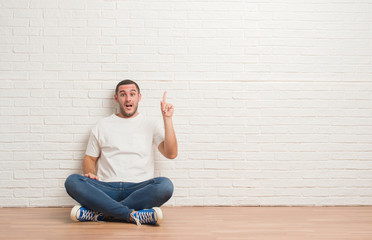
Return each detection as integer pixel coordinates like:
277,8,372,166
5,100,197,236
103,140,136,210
159,90,177,159
83,156,97,175
163,117,178,159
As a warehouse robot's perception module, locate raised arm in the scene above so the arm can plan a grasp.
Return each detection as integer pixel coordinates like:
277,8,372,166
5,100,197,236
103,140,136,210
158,91,178,159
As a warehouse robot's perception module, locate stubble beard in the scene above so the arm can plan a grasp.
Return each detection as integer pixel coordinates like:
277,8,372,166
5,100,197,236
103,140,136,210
118,103,138,118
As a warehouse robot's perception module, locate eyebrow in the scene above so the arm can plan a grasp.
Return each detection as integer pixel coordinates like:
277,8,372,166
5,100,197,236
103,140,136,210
119,89,137,93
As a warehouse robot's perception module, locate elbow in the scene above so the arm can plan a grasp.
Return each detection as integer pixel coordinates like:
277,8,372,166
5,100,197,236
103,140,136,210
167,152,178,159
161,142,178,159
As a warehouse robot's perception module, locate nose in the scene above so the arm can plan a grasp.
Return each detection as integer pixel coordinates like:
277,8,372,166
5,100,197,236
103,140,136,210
125,95,132,102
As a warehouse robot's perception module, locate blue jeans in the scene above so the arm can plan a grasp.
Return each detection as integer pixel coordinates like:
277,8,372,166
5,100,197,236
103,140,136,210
64,174,174,222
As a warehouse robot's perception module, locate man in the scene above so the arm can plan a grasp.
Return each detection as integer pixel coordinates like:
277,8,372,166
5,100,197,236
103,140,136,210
65,79,177,226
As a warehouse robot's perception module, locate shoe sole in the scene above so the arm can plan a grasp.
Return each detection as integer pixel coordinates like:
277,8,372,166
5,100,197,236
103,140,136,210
153,207,163,225
70,204,82,222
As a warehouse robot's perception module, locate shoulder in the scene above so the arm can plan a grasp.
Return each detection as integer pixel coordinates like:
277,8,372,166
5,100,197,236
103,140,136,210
91,114,116,132
98,114,116,124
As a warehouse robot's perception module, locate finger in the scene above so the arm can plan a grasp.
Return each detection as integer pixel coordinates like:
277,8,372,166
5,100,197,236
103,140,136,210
163,104,167,113
86,173,97,180
163,91,167,103
161,101,165,112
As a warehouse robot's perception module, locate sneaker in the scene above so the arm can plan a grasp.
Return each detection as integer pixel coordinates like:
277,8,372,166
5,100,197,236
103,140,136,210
131,207,163,226
70,204,104,222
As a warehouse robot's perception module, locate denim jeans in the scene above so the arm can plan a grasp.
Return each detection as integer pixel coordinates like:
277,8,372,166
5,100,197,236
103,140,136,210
64,174,174,222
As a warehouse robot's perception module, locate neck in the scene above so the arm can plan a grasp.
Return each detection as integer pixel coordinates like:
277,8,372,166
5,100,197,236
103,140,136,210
116,112,139,119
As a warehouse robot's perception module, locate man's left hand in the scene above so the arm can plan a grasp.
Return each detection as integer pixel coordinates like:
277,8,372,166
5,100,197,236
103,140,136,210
161,91,174,118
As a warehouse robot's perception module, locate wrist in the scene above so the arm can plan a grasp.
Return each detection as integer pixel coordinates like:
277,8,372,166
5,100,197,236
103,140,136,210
162,115,173,121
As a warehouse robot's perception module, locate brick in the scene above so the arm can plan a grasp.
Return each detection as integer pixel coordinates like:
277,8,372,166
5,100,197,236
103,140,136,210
189,170,218,179
44,134,73,142
30,0,58,8
29,197,73,207
14,98,43,107
101,63,129,72
59,160,81,170
44,170,75,179
0,172,12,180
72,63,100,71
190,188,218,197
58,0,84,9
204,197,232,206
44,63,72,71
14,170,43,179
44,188,67,197
14,189,43,198
0,0,29,8
14,133,42,142
0,198,28,207
30,179,59,188
175,198,203,206
44,116,73,125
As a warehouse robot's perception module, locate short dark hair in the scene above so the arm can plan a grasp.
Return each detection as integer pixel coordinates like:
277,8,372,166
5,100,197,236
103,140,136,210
115,79,140,95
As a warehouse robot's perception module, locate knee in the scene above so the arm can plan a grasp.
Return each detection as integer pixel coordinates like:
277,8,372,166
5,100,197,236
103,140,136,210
64,174,84,192
156,177,174,199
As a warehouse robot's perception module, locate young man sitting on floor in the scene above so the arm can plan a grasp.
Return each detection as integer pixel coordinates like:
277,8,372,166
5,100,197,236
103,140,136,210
65,79,177,225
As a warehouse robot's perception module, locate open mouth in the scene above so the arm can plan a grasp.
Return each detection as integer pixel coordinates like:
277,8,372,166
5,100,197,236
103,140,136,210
125,104,133,109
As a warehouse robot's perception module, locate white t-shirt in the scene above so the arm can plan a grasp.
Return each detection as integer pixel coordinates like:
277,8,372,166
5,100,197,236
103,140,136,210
85,113,164,183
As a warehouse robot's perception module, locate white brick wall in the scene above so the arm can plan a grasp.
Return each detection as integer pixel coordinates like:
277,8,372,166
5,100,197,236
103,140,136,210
1,0,372,207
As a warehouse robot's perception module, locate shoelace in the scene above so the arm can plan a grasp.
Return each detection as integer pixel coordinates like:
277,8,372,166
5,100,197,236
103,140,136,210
80,209,102,221
131,211,155,226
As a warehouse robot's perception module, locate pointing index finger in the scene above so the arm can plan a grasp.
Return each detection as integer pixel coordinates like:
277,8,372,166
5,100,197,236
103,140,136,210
163,91,167,103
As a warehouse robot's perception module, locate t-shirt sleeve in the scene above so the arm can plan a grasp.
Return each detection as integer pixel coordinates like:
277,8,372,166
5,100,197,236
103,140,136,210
85,129,100,157
153,119,165,148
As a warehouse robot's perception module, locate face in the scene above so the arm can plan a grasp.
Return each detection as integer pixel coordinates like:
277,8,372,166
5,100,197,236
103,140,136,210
115,84,141,118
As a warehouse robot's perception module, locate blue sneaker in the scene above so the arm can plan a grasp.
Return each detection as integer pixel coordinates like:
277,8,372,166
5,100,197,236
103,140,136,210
70,205,104,222
131,207,163,226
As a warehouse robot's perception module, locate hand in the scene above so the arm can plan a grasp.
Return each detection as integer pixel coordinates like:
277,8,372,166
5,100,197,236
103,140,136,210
84,173,99,180
161,91,174,118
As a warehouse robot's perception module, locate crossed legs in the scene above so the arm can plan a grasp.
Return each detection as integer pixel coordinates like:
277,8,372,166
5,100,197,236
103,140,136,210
64,174,174,222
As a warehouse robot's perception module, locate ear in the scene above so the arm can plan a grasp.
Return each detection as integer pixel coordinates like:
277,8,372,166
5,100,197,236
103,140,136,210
114,94,119,103
138,93,142,102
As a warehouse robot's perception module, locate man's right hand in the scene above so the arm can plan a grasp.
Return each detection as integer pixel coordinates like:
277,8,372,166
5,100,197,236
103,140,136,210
84,173,99,180
83,155,99,180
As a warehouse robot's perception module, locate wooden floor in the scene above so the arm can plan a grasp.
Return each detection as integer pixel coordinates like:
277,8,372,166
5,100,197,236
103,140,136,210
1,207,372,240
